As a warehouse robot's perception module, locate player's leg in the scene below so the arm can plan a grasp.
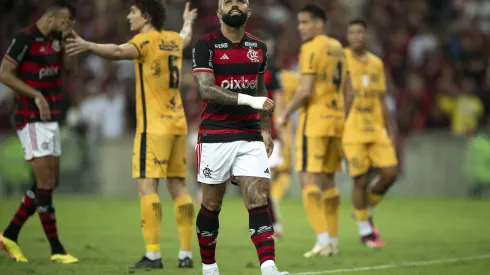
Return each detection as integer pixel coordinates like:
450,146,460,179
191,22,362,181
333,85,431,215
269,139,291,238
195,141,236,275
268,139,286,238
187,131,202,206
367,142,398,230
167,135,194,268
295,136,330,257
233,141,289,275
344,143,384,248
318,137,343,255
130,133,171,269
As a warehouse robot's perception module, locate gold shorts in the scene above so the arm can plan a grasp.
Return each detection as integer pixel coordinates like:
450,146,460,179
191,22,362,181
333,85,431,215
295,135,343,174
342,142,398,177
132,133,187,179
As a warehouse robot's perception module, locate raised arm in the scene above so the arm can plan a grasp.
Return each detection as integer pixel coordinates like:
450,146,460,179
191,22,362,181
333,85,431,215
66,33,139,60
179,2,198,48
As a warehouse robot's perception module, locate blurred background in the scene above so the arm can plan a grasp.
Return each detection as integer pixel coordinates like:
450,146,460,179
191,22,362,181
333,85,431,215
1,0,490,199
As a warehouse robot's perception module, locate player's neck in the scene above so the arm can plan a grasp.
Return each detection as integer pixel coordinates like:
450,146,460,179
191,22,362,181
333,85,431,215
139,24,156,34
220,25,245,43
35,20,51,37
352,48,368,59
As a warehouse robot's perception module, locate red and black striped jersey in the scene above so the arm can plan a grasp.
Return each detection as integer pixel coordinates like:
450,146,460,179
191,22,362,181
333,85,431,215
192,29,268,143
264,65,282,139
4,25,64,130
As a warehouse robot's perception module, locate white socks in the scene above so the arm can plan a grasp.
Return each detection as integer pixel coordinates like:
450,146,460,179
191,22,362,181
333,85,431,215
317,232,330,246
358,221,373,236
178,250,192,260
145,251,161,261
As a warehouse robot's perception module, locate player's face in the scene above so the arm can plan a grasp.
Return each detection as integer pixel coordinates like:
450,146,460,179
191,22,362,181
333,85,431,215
127,5,148,32
52,8,72,32
347,24,367,50
297,12,317,42
218,0,251,28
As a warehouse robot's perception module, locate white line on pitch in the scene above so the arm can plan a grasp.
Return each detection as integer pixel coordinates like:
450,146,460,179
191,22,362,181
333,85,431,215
293,254,490,275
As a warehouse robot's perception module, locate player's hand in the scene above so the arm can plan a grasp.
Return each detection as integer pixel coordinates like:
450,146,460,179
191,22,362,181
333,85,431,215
262,132,274,157
262,98,275,113
65,35,90,56
183,2,198,23
276,114,288,128
34,93,51,121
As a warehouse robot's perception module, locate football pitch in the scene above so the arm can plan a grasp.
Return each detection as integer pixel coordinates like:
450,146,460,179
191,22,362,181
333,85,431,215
1,197,489,275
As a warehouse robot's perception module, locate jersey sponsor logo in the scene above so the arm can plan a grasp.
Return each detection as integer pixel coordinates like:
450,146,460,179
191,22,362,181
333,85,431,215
214,43,228,48
220,53,229,60
52,40,61,52
220,76,258,90
39,66,60,79
151,61,161,77
159,40,179,51
245,41,258,48
247,49,260,63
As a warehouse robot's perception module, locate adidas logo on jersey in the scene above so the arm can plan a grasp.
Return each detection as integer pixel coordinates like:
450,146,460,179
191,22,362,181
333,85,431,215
220,54,230,60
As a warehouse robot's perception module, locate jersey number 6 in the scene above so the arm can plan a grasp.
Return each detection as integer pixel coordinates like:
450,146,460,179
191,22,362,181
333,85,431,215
168,55,180,89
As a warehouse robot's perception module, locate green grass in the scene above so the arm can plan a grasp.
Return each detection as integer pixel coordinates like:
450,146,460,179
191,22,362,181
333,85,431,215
1,197,489,275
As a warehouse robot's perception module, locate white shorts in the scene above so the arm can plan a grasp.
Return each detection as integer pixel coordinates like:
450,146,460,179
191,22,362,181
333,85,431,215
196,141,271,184
268,140,283,169
17,122,61,161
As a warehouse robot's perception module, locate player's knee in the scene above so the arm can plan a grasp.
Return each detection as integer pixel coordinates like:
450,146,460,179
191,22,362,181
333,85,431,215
36,175,57,189
138,179,159,197
353,174,369,189
381,167,398,185
166,177,188,199
201,199,222,212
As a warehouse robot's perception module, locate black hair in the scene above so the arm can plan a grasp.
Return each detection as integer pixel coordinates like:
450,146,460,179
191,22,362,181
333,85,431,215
131,0,166,30
48,0,77,19
348,19,368,29
299,4,326,22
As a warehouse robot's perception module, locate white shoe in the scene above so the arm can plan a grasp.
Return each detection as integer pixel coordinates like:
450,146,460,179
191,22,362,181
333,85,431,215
203,265,219,275
303,243,333,258
261,265,290,275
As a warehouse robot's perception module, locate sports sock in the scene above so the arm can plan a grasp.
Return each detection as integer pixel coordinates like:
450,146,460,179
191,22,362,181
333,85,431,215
322,187,340,239
2,186,37,242
36,188,65,255
196,205,220,265
248,206,275,266
354,208,372,237
140,193,162,259
173,193,194,258
368,192,384,207
270,172,291,201
302,184,328,238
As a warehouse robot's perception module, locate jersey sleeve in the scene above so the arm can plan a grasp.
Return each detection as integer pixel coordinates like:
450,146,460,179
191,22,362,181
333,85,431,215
4,32,30,66
299,43,319,75
267,69,283,92
128,33,150,61
259,45,268,74
192,39,214,73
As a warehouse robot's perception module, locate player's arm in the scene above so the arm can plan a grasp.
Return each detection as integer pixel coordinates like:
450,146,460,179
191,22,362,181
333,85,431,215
65,34,139,60
192,40,272,109
0,35,42,99
179,2,198,48
256,73,272,134
281,46,317,119
343,72,354,116
379,67,395,140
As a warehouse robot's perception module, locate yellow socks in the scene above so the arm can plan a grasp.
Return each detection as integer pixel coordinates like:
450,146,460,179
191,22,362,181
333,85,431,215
368,192,384,207
140,193,162,254
270,172,291,201
174,194,194,252
302,184,328,235
322,187,339,238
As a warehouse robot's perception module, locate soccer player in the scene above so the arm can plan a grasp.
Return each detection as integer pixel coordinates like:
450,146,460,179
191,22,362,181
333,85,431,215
277,4,349,257
191,0,289,274
0,0,78,264
65,0,198,269
343,19,398,247
269,68,299,238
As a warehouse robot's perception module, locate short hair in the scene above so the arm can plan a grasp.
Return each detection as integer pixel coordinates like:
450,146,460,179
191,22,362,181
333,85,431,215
47,0,77,19
131,0,166,30
348,19,368,29
299,4,326,22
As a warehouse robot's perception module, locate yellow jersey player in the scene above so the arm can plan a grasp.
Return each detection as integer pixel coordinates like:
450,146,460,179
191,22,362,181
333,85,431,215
66,0,198,269
343,19,398,248
269,68,299,238
277,3,349,257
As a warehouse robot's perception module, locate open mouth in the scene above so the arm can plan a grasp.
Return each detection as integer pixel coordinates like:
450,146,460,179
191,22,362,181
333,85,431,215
229,10,241,16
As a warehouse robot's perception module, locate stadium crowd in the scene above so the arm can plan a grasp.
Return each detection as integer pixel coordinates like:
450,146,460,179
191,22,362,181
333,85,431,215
1,0,489,138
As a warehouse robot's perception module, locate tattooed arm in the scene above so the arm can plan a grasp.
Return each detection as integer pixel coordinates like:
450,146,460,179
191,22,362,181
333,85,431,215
193,72,239,104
